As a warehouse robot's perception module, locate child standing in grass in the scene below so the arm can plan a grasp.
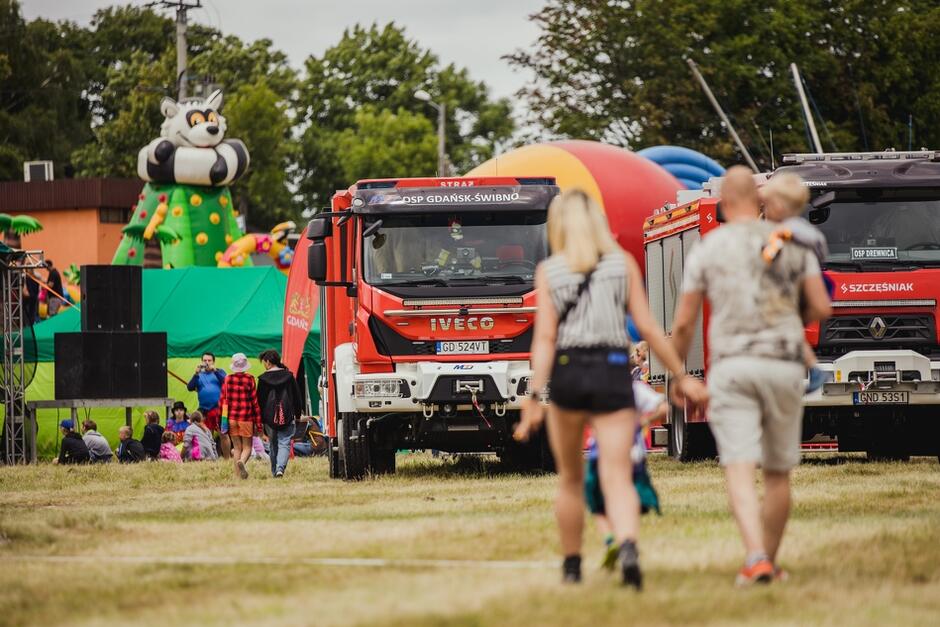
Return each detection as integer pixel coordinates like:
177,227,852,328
585,379,667,570
220,353,261,480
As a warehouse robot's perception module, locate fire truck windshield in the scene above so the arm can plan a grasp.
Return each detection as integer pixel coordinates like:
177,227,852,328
808,192,940,268
363,210,547,285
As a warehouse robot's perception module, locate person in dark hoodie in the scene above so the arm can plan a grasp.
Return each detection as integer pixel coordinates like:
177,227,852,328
116,426,146,463
55,420,90,465
256,349,303,478
140,411,165,460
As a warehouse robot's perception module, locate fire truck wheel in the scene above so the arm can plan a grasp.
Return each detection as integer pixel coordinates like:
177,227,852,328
338,414,367,480
668,404,717,462
865,441,911,463
501,429,554,473
328,436,343,479
370,448,396,475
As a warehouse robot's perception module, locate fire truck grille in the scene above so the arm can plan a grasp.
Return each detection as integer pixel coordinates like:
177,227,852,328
817,313,937,358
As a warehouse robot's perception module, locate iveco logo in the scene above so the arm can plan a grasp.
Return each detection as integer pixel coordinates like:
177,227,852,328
429,316,495,331
869,316,887,339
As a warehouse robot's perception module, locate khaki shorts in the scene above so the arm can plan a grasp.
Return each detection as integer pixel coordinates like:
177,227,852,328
707,356,804,471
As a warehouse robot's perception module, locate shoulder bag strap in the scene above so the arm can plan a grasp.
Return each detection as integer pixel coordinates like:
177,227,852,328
557,266,596,327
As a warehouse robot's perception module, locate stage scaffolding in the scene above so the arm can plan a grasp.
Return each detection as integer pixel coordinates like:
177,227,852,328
1,247,44,464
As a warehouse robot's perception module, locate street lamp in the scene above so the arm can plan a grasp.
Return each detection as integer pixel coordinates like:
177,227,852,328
414,89,447,177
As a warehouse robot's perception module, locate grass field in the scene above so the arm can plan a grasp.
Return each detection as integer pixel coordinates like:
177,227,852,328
0,453,938,626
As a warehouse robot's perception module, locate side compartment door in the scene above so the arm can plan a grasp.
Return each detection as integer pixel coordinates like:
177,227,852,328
646,239,666,383
682,229,705,375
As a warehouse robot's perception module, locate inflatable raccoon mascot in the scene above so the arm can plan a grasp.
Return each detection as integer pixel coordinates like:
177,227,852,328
137,90,249,186
114,89,253,269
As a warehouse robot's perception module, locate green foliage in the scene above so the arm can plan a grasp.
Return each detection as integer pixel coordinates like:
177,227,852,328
510,0,940,166
297,23,515,208
223,82,296,226
335,107,438,182
0,0,95,179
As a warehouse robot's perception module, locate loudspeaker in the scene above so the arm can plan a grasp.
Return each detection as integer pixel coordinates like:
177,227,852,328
53,333,84,400
53,331,168,399
138,332,168,398
81,265,142,331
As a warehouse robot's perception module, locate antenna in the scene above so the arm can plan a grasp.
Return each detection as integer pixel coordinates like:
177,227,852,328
686,59,759,173
790,63,823,153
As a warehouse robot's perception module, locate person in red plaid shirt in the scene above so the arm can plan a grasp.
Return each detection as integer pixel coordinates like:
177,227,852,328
220,353,261,479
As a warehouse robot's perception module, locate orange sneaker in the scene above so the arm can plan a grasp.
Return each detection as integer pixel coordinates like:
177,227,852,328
735,558,774,587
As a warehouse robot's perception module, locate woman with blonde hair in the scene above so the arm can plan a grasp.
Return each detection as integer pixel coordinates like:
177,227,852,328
515,189,707,588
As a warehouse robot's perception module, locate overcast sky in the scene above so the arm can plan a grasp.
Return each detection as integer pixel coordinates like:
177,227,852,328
21,0,546,100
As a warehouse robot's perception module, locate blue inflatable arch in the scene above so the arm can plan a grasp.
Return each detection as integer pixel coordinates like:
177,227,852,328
638,145,725,190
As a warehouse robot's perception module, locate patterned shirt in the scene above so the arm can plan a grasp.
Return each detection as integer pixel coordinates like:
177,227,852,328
220,372,261,428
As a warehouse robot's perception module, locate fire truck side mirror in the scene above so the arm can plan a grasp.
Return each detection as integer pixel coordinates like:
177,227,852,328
306,216,332,240
307,241,328,282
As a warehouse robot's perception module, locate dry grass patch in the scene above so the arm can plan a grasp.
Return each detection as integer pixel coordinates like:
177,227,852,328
0,453,937,626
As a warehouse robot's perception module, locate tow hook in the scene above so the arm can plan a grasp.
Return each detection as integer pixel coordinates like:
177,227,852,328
494,403,507,417
422,403,434,419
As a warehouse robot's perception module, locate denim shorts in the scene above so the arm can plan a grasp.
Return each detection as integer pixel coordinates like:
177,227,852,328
549,347,636,413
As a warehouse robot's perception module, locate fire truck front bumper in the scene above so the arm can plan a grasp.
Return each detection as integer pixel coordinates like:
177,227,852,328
349,360,533,413
804,349,940,407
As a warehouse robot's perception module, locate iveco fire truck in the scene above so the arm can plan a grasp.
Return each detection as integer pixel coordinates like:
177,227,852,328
645,151,940,462
305,176,558,478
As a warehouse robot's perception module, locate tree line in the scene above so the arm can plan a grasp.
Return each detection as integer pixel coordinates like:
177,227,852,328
0,1,513,228
509,0,940,168
4,0,939,228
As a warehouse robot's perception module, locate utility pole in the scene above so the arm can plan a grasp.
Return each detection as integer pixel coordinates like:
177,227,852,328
686,59,759,173
148,1,202,100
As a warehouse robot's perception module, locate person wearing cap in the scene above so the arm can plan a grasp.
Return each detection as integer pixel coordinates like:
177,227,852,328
81,419,113,463
219,353,261,479
56,420,90,465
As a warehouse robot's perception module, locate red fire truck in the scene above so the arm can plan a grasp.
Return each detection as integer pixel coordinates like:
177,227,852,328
645,151,940,462
305,176,559,478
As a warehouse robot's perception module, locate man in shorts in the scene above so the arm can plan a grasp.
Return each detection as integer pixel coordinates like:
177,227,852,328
671,167,832,585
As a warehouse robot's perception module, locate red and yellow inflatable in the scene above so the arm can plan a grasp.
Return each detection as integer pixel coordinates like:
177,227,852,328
467,140,682,264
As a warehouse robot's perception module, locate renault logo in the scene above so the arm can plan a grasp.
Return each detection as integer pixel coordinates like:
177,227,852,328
869,316,887,339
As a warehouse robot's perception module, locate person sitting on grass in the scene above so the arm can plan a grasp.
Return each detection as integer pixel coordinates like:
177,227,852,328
141,411,164,460
55,419,90,465
585,379,667,571
158,430,182,463
166,401,190,444
116,426,145,463
182,411,219,461
81,419,113,463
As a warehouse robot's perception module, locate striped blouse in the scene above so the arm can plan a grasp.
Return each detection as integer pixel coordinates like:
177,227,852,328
543,252,631,350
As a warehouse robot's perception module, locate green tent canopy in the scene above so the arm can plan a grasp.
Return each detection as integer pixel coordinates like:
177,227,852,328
35,266,287,361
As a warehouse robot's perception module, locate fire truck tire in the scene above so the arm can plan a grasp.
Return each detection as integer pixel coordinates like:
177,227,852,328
668,404,717,462
501,429,554,472
328,436,343,479
865,440,911,463
369,448,396,475
338,415,367,480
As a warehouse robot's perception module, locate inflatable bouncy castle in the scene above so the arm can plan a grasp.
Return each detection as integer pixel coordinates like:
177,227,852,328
112,90,251,268
637,145,726,190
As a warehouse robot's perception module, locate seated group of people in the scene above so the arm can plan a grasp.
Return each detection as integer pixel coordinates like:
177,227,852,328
55,400,325,465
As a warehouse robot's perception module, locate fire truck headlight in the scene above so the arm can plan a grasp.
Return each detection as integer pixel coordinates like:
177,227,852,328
354,380,403,398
